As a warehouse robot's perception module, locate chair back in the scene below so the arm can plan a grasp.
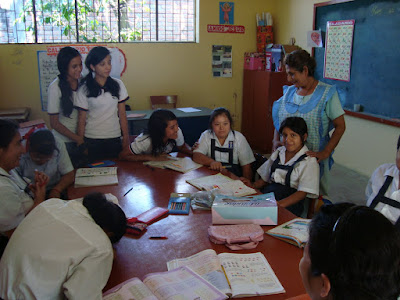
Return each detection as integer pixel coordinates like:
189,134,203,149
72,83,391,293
150,95,177,109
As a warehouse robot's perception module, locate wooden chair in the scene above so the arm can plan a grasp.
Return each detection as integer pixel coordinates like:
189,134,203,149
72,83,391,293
150,95,177,110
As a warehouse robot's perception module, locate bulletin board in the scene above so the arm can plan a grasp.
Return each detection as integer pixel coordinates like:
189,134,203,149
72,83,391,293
37,46,126,111
314,0,400,127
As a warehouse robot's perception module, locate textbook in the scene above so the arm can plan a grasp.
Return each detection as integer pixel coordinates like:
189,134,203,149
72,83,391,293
102,266,227,300
143,157,202,173
266,218,311,248
74,167,118,188
186,173,257,196
167,249,285,298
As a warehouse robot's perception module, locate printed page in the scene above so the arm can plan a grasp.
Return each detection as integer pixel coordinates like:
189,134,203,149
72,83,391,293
186,173,233,191
103,277,158,300
74,167,118,187
218,252,285,298
143,266,227,300
76,167,117,177
165,157,202,173
167,249,231,295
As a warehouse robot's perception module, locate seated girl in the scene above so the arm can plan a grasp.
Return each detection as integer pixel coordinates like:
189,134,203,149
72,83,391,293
299,203,400,300
193,107,255,180
366,134,400,228
15,129,74,199
0,119,48,241
241,117,319,216
119,109,192,161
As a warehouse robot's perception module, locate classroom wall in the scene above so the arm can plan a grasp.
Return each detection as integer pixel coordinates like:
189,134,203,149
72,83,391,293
273,0,399,177
0,0,397,177
0,0,280,129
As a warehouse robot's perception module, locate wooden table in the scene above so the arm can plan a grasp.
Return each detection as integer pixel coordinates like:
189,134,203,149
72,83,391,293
69,160,306,299
126,107,212,146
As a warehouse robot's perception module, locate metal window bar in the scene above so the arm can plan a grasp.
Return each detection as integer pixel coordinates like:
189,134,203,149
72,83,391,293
0,0,195,43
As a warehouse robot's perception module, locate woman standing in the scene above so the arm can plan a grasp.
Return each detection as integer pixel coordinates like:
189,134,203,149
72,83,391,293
75,46,130,162
272,50,346,196
47,46,83,167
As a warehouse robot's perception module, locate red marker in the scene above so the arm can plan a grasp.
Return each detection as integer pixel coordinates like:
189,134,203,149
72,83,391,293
149,236,168,240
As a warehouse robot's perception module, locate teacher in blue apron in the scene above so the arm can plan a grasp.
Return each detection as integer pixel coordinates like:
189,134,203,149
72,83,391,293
272,50,346,197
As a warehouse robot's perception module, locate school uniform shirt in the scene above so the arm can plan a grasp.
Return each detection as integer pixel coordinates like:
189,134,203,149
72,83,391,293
16,136,74,191
74,77,129,139
0,199,113,300
129,127,185,155
257,145,319,198
193,130,255,166
0,167,33,234
47,77,79,143
366,163,400,224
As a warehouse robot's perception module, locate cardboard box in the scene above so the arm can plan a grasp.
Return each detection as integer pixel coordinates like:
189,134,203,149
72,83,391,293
265,44,301,72
256,26,273,52
244,52,265,70
212,193,277,225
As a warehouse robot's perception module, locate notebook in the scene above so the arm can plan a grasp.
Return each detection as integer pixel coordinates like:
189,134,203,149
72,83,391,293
74,167,118,188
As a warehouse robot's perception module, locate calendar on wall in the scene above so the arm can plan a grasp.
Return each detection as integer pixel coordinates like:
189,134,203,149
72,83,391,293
323,20,355,82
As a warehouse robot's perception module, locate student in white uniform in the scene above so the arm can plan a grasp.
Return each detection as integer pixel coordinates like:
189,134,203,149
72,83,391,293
299,203,400,300
193,107,255,180
366,135,400,229
47,46,84,167
120,109,192,161
0,120,48,255
0,192,127,300
15,129,74,200
241,117,319,216
75,46,130,163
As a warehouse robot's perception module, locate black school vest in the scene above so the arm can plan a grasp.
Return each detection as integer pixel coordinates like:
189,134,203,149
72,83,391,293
210,134,242,176
369,176,400,229
269,153,308,187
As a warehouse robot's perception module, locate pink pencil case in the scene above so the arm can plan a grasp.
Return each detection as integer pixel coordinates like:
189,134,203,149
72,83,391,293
208,224,264,250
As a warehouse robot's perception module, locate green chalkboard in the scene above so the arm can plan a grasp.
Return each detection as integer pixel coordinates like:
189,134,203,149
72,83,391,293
314,0,400,120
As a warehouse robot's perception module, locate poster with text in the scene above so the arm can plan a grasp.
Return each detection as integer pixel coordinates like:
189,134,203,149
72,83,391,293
324,20,355,82
212,45,232,78
219,2,234,25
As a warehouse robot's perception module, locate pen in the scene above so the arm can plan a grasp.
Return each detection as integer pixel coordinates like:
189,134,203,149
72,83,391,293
123,187,133,196
149,236,168,240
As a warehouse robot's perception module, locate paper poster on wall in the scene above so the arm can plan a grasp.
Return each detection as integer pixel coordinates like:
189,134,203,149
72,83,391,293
212,45,232,78
323,20,355,82
37,45,127,111
219,2,234,25
307,30,323,48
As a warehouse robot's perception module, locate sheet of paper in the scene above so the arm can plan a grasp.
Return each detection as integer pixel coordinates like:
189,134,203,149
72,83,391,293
103,277,158,300
176,107,201,113
167,249,231,295
219,252,285,297
143,266,227,300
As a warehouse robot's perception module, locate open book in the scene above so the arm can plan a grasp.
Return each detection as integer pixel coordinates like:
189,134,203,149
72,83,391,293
103,266,227,300
144,157,202,173
167,249,285,298
186,173,257,196
267,218,311,248
74,167,118,188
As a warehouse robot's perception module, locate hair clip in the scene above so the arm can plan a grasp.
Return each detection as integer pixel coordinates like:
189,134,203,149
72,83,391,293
332,217,341,232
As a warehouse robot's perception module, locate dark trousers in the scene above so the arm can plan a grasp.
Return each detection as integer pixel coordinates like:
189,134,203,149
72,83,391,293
84,137,122,163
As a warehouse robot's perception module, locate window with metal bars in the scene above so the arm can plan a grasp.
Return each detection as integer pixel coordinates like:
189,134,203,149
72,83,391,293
0,0,196,43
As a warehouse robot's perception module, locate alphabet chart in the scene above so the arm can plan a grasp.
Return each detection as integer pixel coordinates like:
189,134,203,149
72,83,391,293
323,20,355,82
